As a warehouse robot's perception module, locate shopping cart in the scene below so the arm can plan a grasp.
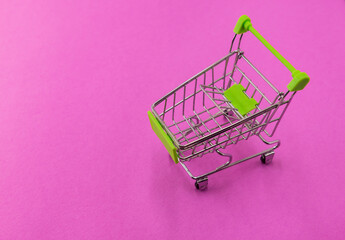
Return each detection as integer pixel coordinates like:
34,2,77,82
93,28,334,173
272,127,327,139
148,15,309,190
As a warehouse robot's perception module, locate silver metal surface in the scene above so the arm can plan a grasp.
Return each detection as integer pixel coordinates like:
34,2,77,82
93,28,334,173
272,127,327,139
150,33,297,188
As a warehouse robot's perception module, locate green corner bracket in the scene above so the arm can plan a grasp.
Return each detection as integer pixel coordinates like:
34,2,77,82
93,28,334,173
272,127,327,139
288,70,310,91
148,111,179,164
233,15,252,34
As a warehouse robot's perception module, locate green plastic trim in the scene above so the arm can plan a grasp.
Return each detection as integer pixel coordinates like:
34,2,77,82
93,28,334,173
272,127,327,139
233,15,252,34
287,70,310,91
249,27,297,73
148,111,178,164
234,15,310,92
224,84,258,116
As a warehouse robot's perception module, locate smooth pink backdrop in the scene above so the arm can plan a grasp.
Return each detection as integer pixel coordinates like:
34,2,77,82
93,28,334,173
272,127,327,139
0,0,344,239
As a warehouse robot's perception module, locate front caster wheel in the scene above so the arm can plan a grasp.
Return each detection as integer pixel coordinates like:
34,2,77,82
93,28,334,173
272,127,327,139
261,151,275,165
195,177,208,190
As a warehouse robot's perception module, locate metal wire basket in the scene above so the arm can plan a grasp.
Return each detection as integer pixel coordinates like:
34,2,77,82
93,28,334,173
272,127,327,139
148,15,309,190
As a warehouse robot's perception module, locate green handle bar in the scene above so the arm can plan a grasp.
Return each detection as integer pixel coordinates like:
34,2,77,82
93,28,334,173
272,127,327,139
234,15,310,92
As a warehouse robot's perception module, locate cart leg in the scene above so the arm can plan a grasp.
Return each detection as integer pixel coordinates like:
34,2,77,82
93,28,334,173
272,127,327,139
261,151,275,165
195,177,208,190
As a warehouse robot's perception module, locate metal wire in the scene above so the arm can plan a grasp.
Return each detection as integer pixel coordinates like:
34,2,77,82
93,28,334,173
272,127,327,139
151,34,295,162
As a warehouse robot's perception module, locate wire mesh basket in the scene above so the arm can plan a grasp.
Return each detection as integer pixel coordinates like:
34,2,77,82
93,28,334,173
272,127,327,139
148,15,309,190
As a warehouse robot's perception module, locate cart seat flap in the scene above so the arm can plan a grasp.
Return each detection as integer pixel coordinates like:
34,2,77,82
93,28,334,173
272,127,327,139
148,111,179,164
223,84,258,116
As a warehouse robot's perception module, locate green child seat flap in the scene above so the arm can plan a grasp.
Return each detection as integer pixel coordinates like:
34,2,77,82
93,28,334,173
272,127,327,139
224,84,258,116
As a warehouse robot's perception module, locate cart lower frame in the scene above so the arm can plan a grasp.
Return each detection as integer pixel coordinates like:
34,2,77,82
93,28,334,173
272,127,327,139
180,134,280,190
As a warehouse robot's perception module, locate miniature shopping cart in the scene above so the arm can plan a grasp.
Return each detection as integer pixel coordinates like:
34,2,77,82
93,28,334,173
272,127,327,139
148,15,309,190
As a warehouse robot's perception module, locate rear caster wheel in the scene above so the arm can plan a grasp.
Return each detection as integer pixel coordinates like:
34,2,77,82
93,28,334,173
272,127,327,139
195,177,208,190
261,151,274,165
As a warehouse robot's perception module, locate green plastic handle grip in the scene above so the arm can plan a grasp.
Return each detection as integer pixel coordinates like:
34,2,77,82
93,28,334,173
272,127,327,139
234,15,309,92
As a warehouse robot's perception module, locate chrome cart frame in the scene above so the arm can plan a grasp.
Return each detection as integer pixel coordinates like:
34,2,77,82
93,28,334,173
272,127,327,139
148,16,309,190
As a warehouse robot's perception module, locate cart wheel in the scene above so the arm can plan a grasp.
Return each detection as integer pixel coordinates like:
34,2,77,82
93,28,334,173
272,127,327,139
261,151,274,165
195,177,208,190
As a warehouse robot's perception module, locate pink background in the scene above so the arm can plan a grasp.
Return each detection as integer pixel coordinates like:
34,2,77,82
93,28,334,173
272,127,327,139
0,0,344,239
